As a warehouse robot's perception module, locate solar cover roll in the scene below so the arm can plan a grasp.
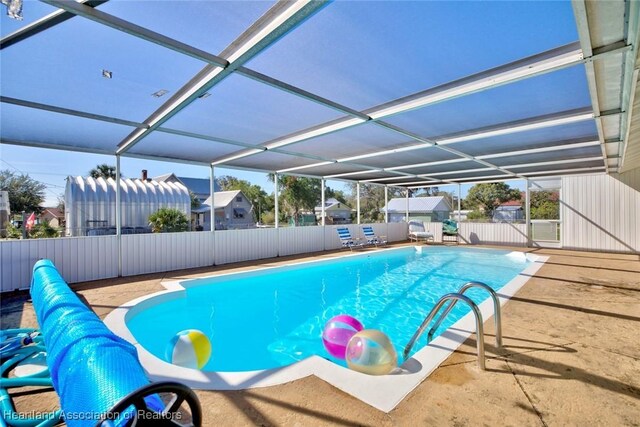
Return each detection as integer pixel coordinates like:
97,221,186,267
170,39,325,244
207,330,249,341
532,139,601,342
30,259,150,426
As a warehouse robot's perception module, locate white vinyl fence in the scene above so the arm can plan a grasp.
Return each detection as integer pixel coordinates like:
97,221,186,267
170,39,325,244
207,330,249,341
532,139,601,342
0,223,407,292
458,223,528,247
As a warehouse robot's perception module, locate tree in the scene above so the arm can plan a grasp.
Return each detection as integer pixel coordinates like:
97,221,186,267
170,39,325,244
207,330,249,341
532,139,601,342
530,191,559,219
88,164,117,179
268,174,320,224
189,191,201,209
465,183,521,219
148,208,189,233
0,170,46,214
346,183,404,223
217,175,273,223
325,187,349,204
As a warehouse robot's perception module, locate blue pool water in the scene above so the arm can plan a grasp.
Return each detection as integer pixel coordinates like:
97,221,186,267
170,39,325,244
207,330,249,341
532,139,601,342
127,247,530,372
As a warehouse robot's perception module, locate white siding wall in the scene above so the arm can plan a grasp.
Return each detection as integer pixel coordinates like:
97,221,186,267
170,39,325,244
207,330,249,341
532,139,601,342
458,223,528,247
0,222,403,292
562,171,640,253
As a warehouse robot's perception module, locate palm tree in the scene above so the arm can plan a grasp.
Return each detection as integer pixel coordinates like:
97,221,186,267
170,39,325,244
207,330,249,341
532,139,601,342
88,164,117,179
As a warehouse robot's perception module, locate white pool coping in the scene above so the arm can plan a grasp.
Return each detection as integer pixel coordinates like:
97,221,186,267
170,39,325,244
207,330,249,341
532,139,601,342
104,246,548,413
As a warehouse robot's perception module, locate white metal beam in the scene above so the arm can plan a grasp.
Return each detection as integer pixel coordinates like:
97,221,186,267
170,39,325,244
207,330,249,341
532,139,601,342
435,109,593,145
520,166,606,176
115,154,122,276
0,0,107,50
571,0,610,172
503,156,603,169
321,179,326,227
476,139,600,159
366,42,583,119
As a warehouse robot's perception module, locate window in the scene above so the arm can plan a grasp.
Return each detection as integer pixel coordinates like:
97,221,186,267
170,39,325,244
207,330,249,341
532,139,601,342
236,196,242,202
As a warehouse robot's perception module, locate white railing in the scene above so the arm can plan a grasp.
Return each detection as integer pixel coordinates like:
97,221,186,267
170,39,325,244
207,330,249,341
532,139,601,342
0,223,408,292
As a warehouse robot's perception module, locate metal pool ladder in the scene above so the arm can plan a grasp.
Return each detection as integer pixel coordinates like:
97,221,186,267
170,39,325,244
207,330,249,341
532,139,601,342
402,281,502,370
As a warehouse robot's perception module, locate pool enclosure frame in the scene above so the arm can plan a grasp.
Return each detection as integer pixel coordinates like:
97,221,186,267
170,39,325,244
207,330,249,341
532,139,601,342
1,1,639,291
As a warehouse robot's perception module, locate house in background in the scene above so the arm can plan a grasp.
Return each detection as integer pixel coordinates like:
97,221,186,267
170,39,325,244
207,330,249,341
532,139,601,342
314,198,353,224
382,196,452,223
493,200,524,222
154,173,219,204
196,190,255,230
39,207,64,228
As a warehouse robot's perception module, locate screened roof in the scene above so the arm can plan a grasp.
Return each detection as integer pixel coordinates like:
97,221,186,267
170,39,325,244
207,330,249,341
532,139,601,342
1,0,638,187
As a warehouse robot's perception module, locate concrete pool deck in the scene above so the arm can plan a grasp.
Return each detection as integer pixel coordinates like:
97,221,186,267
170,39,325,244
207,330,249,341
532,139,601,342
1,243,639,426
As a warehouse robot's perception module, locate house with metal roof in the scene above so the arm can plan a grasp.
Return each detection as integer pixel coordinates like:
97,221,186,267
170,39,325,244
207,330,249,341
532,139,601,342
382,197,452,223
154,173,219,204
493,200,525,223
314,198,353,225
195,190,255,231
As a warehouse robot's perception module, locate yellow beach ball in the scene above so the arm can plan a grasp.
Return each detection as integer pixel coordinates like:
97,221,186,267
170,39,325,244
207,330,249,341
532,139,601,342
166,329,211,369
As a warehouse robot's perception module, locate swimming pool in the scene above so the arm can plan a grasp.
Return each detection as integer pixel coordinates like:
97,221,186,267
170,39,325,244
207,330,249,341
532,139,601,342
106,246,546,411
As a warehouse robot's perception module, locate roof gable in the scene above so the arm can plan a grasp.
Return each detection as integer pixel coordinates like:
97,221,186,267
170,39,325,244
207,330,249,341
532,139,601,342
383,196,451,213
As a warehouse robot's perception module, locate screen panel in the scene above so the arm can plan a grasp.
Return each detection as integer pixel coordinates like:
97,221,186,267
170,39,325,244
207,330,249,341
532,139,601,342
1,102,134,151
128,130,246,164
1,17,207,122
285,122,410,158
447,121,599,157
163,74,343,145
384,66,592,138
490,146,603,167
99,1,275,56
247,1,579,111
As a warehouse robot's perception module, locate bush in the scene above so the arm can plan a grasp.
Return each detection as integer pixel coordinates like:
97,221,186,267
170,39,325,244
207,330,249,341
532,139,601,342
3,222,21,239
148,208,189,233
466,210,488,221
29,220,59,238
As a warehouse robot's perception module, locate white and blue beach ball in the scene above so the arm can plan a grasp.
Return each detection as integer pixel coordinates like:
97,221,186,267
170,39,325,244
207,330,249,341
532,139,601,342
165,329,212,369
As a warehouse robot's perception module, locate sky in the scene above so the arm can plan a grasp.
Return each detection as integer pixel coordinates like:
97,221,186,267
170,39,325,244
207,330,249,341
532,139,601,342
0,1,573,207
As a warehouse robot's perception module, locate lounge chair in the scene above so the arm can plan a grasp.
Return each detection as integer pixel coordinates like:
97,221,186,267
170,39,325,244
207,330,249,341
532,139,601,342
337,227,364,250
362,226,387,246
408,221,434,243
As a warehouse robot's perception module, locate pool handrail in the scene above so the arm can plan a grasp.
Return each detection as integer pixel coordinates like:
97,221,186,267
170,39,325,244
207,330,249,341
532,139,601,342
403,293,486,370
426,281,502,348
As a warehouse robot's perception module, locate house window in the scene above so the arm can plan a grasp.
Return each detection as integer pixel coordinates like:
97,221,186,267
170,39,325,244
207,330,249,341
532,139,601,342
236,196,242,202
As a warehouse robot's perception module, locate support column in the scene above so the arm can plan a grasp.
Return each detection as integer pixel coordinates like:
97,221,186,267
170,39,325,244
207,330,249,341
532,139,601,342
274,173,279,228
384,186,389,223
356,182,361,225
457,183,461,222
525,179,531,246
405,188,410,222
115,155,122,277
210,166,215,232
321,178,326,226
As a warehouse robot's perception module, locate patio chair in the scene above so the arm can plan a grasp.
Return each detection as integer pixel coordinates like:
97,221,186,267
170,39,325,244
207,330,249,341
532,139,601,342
362,226,387,247
442,219,459,244
337,227,365,251
408,221,434,243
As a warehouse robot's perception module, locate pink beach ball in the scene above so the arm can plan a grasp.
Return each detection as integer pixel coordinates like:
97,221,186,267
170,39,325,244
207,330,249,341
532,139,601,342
322,314,364,359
